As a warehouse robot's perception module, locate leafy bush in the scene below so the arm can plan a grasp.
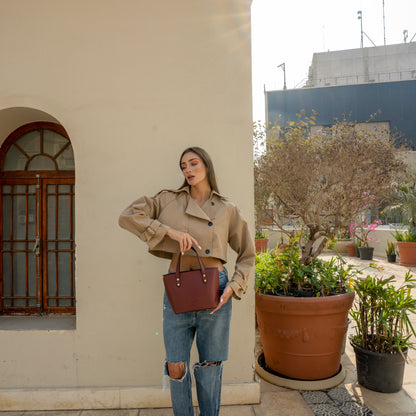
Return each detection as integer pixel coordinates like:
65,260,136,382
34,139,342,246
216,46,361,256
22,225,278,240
392,229,416,242
385,180,416,242
350,272,416,354
255,239,357,297
385,241,397,255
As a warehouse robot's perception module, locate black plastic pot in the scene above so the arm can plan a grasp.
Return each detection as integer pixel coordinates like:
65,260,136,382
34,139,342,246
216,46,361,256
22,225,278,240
358,246,374,260
387,254,397,263
352,342,407,393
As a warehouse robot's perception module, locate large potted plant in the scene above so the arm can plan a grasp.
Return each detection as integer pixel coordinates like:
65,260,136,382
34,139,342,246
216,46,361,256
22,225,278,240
253,114,405,382
384,180,416,266
394,229,416,266
255,239,357,381
350,272,416,392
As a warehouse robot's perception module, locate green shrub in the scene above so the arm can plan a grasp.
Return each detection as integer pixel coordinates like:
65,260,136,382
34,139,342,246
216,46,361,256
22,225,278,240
392,229,416,242
350,272,416,353
255,239,357,297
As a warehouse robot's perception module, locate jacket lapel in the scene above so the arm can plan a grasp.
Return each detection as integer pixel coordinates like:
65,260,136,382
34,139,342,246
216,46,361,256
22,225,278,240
185,195,211,221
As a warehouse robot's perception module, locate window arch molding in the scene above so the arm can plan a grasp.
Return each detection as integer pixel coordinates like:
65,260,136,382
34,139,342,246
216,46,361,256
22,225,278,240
0,121,74,178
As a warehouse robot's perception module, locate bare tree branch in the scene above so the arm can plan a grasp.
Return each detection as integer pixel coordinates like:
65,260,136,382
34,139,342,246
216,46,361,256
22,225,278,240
254,114,406,263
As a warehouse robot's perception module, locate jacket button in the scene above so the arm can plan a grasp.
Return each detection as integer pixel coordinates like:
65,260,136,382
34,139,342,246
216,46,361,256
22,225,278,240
208,222,213,226
205,249,210,254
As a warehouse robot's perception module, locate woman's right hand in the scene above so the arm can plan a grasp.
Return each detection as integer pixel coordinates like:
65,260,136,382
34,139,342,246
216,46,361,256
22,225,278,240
167,228,201,254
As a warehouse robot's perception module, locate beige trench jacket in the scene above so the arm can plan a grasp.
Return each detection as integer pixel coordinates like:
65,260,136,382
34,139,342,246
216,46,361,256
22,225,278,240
119,186,255,299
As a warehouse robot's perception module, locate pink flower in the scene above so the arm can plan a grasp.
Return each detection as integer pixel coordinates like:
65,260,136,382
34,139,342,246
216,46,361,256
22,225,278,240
349,218,382,248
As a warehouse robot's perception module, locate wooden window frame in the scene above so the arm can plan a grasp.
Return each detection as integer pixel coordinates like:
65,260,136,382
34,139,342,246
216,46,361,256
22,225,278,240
0,122,75,315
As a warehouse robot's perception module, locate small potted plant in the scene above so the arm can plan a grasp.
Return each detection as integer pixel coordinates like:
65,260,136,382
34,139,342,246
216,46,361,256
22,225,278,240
349,272,416,392
334,227,353,255
349,219,382,260
277,235,289,249
354,238,362,258
255,238,356,381
254,231,269,253
385,240,397,263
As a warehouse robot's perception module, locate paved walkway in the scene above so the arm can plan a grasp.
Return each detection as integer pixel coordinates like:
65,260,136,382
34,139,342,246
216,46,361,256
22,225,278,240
1,255,416,416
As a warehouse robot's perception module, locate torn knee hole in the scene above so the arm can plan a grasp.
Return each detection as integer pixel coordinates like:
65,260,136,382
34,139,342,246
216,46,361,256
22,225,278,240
200,361,222,367
167,361,186,379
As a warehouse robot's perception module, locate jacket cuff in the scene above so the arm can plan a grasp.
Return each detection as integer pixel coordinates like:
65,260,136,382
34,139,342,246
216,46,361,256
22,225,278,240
226,278,246,300
146,221,171,250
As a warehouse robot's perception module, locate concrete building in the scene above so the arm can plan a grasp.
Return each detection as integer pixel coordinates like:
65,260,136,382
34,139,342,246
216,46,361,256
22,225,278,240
307,42,416,87
0,1,257,411
266,42,416,149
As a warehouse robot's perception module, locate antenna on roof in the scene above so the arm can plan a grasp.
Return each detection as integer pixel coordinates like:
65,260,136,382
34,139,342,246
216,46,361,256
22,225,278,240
382,0,386,45
277,63,287,90
357,10,377,47
357,11,363,48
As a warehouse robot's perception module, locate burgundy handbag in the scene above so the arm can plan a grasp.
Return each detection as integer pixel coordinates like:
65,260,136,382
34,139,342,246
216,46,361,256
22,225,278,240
163,247,220,314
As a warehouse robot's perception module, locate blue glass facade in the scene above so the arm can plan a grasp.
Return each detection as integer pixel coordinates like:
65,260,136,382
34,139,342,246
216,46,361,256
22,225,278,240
266,80,416,149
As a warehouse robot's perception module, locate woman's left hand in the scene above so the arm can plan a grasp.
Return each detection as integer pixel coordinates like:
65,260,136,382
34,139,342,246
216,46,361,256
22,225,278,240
210,286,233,314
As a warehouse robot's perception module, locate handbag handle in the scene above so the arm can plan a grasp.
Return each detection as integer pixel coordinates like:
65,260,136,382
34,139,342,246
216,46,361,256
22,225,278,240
175,247,208,286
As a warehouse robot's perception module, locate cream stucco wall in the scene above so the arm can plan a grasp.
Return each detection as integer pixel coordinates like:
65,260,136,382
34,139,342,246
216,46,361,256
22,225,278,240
0,0,257,410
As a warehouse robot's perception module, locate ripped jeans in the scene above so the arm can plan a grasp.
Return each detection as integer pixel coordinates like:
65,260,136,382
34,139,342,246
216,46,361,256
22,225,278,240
163,268,232,416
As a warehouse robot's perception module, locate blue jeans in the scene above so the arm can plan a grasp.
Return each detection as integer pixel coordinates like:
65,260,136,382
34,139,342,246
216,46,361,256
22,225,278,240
163,268,232,416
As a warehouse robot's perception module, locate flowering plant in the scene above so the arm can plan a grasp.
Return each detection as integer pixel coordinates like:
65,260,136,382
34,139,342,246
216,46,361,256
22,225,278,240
350,219,382,248
359,191,376,210
335,228,351,240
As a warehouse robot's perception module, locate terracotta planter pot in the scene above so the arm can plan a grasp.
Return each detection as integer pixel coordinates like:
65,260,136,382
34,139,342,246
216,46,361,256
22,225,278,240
346,243,356,257
255,238,269,253
255,292,354,380
334,240,352,255
396,241,416,267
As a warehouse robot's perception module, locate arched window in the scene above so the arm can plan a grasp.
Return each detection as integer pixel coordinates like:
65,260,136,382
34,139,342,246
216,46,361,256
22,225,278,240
0,122,75,315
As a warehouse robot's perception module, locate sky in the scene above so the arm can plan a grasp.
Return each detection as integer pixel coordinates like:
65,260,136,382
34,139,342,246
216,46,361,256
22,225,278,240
251,0,416,122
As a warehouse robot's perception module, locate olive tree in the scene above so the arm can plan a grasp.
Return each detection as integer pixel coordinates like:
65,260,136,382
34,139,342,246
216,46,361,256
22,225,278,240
255,113,406,264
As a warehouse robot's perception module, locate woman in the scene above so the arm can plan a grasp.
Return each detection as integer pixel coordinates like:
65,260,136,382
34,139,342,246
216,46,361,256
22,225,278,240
119,147,255,416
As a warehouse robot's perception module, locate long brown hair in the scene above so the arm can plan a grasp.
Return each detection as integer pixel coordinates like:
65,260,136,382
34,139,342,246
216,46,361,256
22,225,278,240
179,147,219,193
